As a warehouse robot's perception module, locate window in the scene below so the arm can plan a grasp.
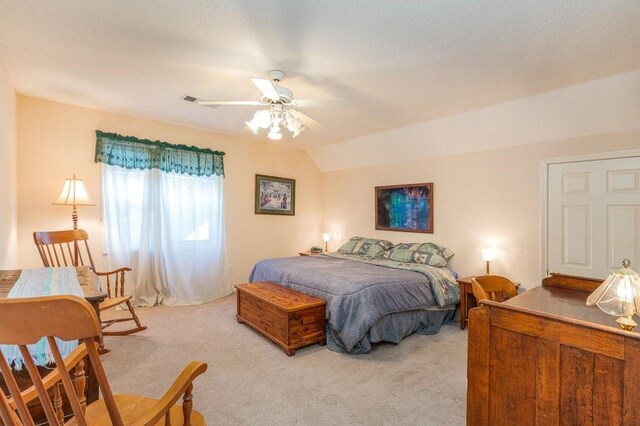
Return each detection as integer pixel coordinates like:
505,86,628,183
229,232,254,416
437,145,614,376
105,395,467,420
96,131,229,306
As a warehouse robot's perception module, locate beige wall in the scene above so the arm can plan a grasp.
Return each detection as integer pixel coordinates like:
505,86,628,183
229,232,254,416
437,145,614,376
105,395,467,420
16,96,323,285
0,64,18,268
322,129,640,288
12,95,640,293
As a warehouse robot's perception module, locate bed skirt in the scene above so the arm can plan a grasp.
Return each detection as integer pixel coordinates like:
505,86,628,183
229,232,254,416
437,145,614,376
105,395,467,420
326,306,456,354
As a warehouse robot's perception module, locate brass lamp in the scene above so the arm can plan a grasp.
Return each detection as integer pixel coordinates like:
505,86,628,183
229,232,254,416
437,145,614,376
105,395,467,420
587,259,640,331
322,233,330,252
53,175,95,229
481,247,496,275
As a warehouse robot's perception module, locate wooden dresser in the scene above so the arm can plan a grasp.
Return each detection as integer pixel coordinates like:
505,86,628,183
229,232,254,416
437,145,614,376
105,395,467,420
467,273,640,425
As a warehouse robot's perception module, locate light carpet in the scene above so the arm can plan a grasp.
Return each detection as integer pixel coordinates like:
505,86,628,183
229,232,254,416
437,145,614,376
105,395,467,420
101,294,467,425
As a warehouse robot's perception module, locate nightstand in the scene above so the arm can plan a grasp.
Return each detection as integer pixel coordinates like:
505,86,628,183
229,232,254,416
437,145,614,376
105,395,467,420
457,276,520,330
298,251,322,256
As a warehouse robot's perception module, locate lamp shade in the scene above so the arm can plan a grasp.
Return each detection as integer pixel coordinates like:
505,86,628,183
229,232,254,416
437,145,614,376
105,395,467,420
587,259,640,317
245,119,260,134
246,106,306,139
267,126,282,140
323,233,330,243
53,176,95,206
481,247,496,262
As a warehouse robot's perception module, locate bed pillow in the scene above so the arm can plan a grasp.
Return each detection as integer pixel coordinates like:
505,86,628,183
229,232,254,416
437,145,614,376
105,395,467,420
383,242,452,267
434,244,454,261
337,236,394,258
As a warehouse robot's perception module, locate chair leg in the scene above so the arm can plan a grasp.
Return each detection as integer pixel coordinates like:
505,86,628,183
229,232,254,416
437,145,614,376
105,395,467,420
126,299,144,328
102,300,148,336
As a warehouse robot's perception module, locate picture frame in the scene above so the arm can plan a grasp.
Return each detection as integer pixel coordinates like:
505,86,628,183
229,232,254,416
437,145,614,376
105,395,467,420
375,183,433,233
255,174,296,216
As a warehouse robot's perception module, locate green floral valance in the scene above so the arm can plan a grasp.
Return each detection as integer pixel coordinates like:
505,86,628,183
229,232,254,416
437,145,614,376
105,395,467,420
94,130,225,177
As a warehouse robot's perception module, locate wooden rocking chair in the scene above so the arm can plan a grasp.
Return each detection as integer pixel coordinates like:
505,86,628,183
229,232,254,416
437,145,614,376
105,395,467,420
33,229,147,336
0,295,207,425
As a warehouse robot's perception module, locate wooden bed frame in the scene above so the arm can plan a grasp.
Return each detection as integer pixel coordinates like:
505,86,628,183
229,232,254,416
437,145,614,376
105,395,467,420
467,273,640,425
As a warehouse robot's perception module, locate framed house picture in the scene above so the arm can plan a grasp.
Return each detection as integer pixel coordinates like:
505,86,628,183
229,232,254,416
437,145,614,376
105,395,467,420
375,183,433,233
255,174,296,216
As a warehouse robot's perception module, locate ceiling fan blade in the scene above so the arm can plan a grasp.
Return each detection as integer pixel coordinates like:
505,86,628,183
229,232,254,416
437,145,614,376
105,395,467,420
196,100,264,106
289,110,324,131
250,78,280,102
290,98,345,108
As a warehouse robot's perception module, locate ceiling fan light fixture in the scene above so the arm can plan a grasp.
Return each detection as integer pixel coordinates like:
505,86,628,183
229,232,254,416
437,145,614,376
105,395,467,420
248,106,307,139
268,124,282,140
291,127,304,138
255,110,271,129
285,114,301,131
190,70,323,140
245,119,260,134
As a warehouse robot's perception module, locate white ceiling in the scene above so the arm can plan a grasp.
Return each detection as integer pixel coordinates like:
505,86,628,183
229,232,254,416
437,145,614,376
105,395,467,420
0,0,639,148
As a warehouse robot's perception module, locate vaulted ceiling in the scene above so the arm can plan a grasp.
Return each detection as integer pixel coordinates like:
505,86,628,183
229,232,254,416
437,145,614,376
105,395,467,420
0,0,638,148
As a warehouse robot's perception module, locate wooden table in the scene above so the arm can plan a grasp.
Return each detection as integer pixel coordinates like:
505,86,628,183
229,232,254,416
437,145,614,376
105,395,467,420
0,266,107,421
1,267,107,351
0,266,106,306
466,274,639,425
457,276,520,330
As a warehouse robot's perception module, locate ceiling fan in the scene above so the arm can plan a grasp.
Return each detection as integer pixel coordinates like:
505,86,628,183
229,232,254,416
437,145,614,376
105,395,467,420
183,70,326,140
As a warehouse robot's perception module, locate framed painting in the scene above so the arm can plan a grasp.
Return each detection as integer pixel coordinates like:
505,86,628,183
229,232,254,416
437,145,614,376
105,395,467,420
375,183,433,233
255,174,296,216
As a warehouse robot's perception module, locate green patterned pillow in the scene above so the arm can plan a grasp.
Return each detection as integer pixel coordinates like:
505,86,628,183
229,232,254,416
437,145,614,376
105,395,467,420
383,242,452,267
434,244,454,261
337,237,394,258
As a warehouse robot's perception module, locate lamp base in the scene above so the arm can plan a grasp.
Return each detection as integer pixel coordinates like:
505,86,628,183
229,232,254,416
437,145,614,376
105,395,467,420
72,205,78,229
616,315,637,331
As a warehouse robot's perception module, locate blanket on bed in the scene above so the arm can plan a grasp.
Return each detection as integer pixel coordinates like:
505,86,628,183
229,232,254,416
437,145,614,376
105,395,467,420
248,254,460,353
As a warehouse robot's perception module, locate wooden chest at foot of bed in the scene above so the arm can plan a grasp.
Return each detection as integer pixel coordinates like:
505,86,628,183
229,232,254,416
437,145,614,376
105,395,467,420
235,281,326,356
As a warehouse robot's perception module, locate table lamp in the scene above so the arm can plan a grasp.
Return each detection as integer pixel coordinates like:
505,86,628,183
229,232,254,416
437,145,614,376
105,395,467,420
586,259,640,331
481,247,496,275
323,233,330,252
53,175,95,229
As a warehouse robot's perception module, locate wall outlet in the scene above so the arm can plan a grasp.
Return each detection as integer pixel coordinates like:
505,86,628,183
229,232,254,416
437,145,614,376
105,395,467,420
228,265,234,274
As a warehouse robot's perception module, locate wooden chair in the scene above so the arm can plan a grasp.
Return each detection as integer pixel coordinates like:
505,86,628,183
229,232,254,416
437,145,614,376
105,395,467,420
0,295,207,425
33,229,147,336
471,275,518,302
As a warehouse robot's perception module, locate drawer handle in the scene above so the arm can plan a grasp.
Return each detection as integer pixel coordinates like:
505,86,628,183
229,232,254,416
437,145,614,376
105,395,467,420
302,316,314,325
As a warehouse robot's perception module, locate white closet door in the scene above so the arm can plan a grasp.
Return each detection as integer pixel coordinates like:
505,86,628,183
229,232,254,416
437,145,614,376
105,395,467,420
548,157,640,279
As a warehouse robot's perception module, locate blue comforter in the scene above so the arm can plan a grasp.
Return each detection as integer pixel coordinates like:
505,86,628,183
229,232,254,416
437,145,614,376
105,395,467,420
248,254,460,354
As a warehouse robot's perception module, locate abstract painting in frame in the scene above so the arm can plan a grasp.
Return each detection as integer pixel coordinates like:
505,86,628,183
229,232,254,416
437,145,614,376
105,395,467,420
375,183,433,233
255,174,296,216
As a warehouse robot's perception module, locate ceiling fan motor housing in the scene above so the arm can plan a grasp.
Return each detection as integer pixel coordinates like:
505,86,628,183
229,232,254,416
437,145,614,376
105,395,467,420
276,86,292,103
261,86,293,104
268,70,285,82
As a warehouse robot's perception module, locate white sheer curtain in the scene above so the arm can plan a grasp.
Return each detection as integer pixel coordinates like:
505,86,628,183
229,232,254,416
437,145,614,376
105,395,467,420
102,164,230,306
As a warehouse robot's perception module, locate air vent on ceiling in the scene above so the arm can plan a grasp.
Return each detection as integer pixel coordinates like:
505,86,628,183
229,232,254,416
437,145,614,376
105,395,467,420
183,94,219,109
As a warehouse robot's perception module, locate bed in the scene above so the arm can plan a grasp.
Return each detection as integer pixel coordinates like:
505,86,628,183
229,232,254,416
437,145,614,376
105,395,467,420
248,250,460,354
